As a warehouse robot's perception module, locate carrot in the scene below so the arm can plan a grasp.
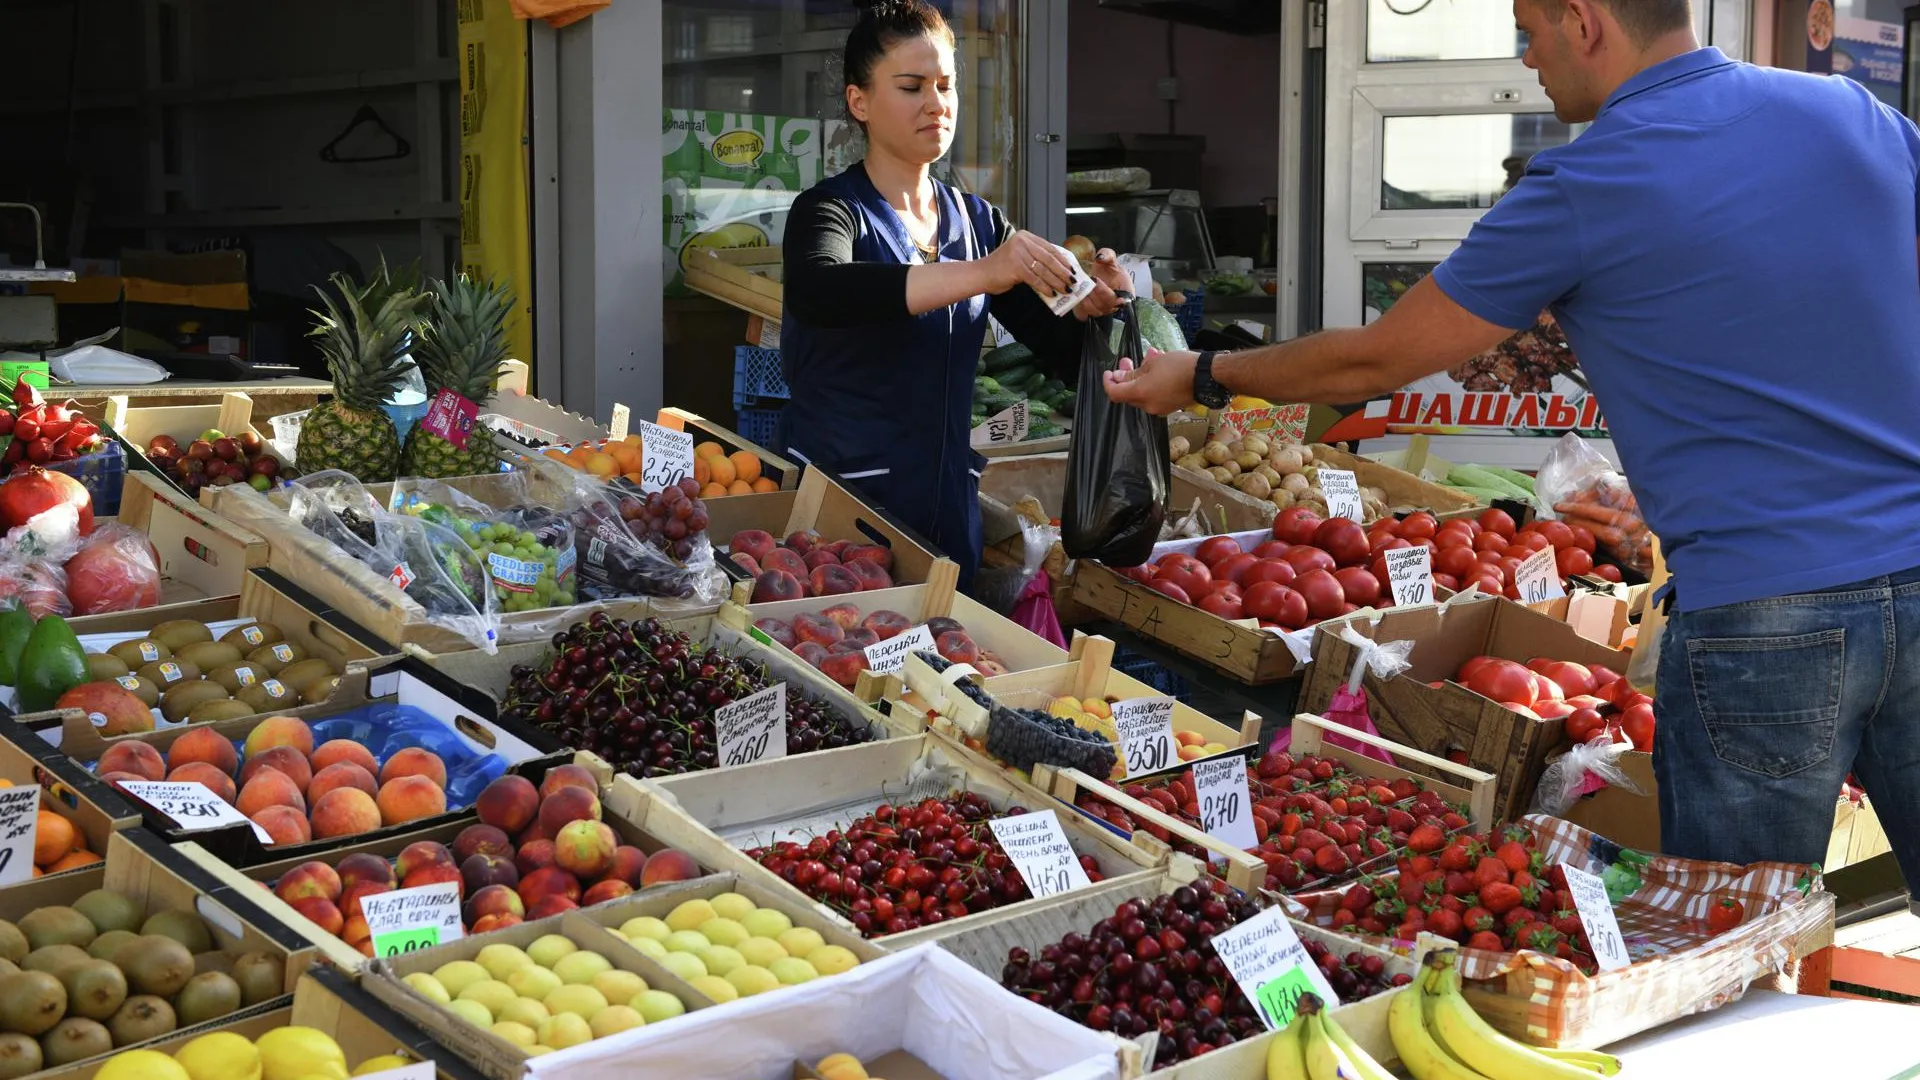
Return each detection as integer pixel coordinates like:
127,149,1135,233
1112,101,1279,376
1555,501,1637,528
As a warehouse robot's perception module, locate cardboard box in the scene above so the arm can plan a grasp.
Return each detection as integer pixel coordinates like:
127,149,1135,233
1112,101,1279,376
656,406,799,491
712,465,947,602
1299,599,1630,826
110,469,270,610
0,723,141,883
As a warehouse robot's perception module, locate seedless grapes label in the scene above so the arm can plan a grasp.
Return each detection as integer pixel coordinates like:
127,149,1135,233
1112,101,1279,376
988,810,1092,898
363,881,464,957
1210,908,1338,1030
715,683,786,767
1113,697,1177,777
1190,755,1258,852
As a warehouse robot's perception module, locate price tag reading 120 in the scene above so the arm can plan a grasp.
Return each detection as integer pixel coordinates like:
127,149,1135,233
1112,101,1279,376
1189,755,1258,853
987,810,1092,899
1515,545,1566,604
1318,469,1364,521
635,418,696,494
1112,697,1177,778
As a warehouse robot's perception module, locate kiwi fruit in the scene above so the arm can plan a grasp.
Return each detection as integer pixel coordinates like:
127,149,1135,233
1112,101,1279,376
0,1032,41,1078
106,994,175,1045
223,622,283,649
0,961,16,980
20,946,88,977
230,952,284,1006
112,676,160,709
160,682,228,724
186,700,253,725
297,677,339,706
56,959,126,1022
108,640,169,668
207,663,266,694
191,951,234,977
118,935,193,998
72,891,143,937
139,911,212,955
136,659,200,689
86,932,137,963
175,642,242,672
19,908,94,952
0,922,27,965
151,620,215,651
0,971,67,1035
235,679,295,713
173,971,239,1025
275,658,334,691
85,654,130,681
39,1017,111,1066
246,641,305,675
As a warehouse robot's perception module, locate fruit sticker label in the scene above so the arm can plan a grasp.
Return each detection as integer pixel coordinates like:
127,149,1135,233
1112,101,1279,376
136,641,160,663
260,679,290,701
864,625,935,675
1209,907,1339,1030
354,1064,434,1080
487,553,546,593
1515,546,1566,604
715,682,787,767
389,562,416,590
1560,863,1631,971
610,403,631,441
1318,469,1364,521
233,666,257,687
1189,754,1258,853
970,399,1030,447
1385,546,1436,607
420,389,481,451
270,643,296,664
988,810,1092,899
637,418,696,494
238,625,267,646
0,785,39,886
362,880,465,957
114,676,141,692
155,662,183,684
1113,696,1177,777
118,781,274,845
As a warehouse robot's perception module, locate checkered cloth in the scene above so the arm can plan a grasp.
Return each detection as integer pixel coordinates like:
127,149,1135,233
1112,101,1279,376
1280,814,1833,1048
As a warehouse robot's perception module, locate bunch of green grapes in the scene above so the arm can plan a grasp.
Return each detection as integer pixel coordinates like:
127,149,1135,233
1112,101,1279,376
461,519,576,612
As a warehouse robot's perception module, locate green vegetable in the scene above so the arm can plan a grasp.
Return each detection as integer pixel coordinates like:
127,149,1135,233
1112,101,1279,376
1476,465,1538,495
0,608,29,686
994,363,1038,389
1136,300,1190,354
1447,466,1532,502
1028,419,1064,439
980,343,1035,375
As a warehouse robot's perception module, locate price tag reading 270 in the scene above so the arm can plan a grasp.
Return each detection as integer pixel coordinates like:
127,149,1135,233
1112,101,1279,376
362,881,464,958
987,810,1092,899
714,683,786,768
635,418,696,494
1112,697,1177,778
1189,755,1258,853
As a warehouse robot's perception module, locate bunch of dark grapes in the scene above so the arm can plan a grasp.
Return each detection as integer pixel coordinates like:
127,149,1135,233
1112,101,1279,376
614,478,709,562
499,613,870,777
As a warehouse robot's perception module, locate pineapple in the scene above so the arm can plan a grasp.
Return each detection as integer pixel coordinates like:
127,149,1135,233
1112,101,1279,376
298,270,426,482
401,273,513,478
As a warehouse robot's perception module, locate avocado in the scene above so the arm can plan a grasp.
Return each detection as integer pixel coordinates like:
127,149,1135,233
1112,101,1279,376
17,617,88,713
0,608,30,687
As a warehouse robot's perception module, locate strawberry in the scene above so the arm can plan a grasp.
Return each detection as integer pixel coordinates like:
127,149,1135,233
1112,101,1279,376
1463,906,1494,933
1410,855,1439,877
1332,908,1358,929
1341,882,1374,913
1551,910,1586,938
1426,908,1464,941
1280,812,1304,836
1442,811,1469,830
1385,808,1417,832
1495,840,1532,875
1502,907,1537,929
1521,926,1565,955
1315,844,1353,876
1444,871,1475,898
1389,778,1418,801
1358,916,1388,935
1437,894,1466,916
1366,835,1390,857
1367,784,1396,803
1466,930,1506,952
1438,843,1473,872
1296,828,1332,852
1473,856,1511,890
1481,882,1523,915
1406,823,1446,853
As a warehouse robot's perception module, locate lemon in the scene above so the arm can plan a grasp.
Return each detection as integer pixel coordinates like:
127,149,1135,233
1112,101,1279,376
257,1027,348,1080
100,1051,192,1080
351,1056,414,1076
175,1032,262,1080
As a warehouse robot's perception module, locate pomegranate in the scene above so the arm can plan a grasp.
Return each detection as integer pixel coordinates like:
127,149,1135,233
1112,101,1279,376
0,467,92,535
64,527,161,615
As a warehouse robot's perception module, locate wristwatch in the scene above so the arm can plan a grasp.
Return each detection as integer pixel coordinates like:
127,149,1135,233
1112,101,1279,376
1191,351,1232,409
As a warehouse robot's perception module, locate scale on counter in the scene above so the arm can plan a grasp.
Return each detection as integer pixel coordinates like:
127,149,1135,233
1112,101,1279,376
0,203,75,354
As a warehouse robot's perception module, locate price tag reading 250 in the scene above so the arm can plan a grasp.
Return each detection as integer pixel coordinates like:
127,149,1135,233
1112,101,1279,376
635,418,696,494
988,810,1092,899
1112,697,1177,778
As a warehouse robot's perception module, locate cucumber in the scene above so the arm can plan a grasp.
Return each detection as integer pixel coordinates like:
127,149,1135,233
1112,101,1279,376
994,363,1039,388
974,376,1003,396
1028,419,1064,439
979,390,1026,414
981,343,1035,375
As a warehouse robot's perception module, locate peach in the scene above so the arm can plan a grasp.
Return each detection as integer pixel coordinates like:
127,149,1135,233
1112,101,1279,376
377,776,446,826
823,539,854,559
516,820,551,847
861,610,912,641
926,616,965,638
167,726,238,776
784,529,821,555
793,642,829,668
243,716,315,760
820,602,863,630
339,880,393,920
98,741,166,782
337,852,397,892
99,771,145,791
843,559,892,591
236,769,305,818
274,860,342,904
536,785,601,836
471,913,523,935
514,839,557,877
638,848,700,888
476,774,539,833
844,544,894,570
240,746,313,795
288,896,344,936
310,788,381,839
810,564,861,596
818,650,869,688
310,740,378,776
765,547,809,576
308,762,378,805
802,548,841,570
526,896,578,920
252,805,312,846
835,626,878,651
606,846,648,887
462,853,519,894
553,820,617,880
380,747,447,788
936,631,981,665
343,915,371,952
517,866,581,908
729,529,777,565
730,552,762,577
396,841,455,879
454,824,512,864
792,613,844,648
168,763,237,806
463,883,525,926
753,618,796,648
582,879,633,906
537,764,598,801
401,862,464,898
751,569,804,603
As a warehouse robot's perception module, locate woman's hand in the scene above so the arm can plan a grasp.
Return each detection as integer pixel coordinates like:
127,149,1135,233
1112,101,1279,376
1072,248,1131,320
985,230,1078,300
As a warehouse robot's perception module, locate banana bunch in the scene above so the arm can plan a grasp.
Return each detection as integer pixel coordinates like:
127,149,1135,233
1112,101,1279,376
1388,951,1623,1079
1265,993,1397,1080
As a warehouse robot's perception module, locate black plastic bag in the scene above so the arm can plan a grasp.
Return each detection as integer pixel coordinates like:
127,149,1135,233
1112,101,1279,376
1062,300,1170,566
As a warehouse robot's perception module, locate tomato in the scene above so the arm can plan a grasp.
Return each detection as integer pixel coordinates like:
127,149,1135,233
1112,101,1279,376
1399,512,1438,541
1568,524,1597,554
1156,554,1211,600
1124,565,1156,585
1283,546,1336,575
1198,592,1245,620
1370,518,1404,538
1532,700,1576,720
1465,659,1538,707
1433,572,1460,591
1620,702,1656,751
1532,673,1565,703
1314,519,1372,567
1707,896,1744,936
1513,531,1552,553
1535,660,1595,698
1618,692,1654,713
1272,507,1323,545
1369,530,1401,557
1148,579,1192,604
1335,567,1383,606
1537,520,1576,550
1205,579,1242,598
1458,655,1500,682
1470,572,1506,596
1563,694,1609,712
1477,507,1517,538
1253,540,1292,560
1435,524,1476,549
1507,704,1542,720
1214,553,1260,586
1244,581,1308,627
1195,536,1244,568
1473,532,1510,555
1592,563,1624,582
1556,546,1595,578
1433,545,1478,580
1244,559,1298,587
1564,707,1607,743
1590,665,1623,692
1293,569,1348,620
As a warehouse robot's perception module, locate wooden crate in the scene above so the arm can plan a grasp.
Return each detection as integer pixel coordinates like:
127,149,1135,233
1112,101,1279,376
712,464,952,603
656,406,800,490
683,245,783,322
1167,418,1483,521
1299,599,1629,823
0,717,142,884
606,734,1168,950
95,390,272,500
114,468,270,608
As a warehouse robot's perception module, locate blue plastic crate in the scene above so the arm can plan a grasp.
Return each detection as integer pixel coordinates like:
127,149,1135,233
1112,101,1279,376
1112,643,1191,700
733,346,789,410
733,407,784,450
1168,286,1205,341
45,442,125,517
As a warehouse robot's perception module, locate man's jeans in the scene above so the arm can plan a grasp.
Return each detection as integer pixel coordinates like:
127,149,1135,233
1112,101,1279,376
1656,567,1920,892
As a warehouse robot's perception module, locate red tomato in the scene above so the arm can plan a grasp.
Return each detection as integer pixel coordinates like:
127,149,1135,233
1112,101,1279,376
1474,532,1510,555
1477,507,1517,538
1214,553,1260,586
1313,519,1373,567
1335,567,1383,606
1244,581,1308,627
1536,660,1596,698
1148,579,1192,604
1253,540,1292,561
1283,546,1336,575
1205,579,1242,598
1556,546,1595,578
1435,524,1476,549
1568,525,1597,554
1466,659,1538,707
1618,692,1654,713
1508,704,1542,720
1498,557,1522,584
1590,666,1623,692
1369,530,1401,557
1433,572,1460,591
1198,592,1245,620
1156,554,1211,600
1272,507,1323,545
1620,702,1656,751
1564,694,1610,712
1537,520,1576,550
1513,532,1552,553
1195,536,1244,568
1477,550,1506,567
1293,569,1348,620
1400,512,1438,541
1435,545,1479,579
1124,565,1156,585
1370,518,1404,538
1533,700,1576,720
1592,563,1624,583
1532,673,1565,703
1244,559,1298,587
1564,707,1606,743
1470,573,1506,596
1458,655,1501,682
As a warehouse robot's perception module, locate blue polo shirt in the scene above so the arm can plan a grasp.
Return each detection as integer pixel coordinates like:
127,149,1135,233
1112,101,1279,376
1434,48,1920,612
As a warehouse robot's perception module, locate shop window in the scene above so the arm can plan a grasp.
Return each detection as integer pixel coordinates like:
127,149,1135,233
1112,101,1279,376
1380,113,1581,211
1368,0,1526,62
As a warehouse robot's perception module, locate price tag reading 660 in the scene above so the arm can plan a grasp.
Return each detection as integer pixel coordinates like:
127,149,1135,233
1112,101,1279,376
714,683,786,768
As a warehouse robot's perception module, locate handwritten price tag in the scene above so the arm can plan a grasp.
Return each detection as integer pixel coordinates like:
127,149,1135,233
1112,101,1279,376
609,403,631,441
715,683,786,767
970,400,1030,447
1385,545,1435,608
1113,697,1177,778
1209,908,1339,1030
863,625,935,675
1561,863,1631,971
1516,546,1566,604
1318,469,1364,521
1189,755,1258,852
363,880,465,958
119,781,273,845
0,786,40,886
988,810,1092,899
636,418,696,494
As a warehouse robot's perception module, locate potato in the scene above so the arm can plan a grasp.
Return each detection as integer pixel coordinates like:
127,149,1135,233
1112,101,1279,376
1176,453,1208,471
1208,466,1235,485
1365,485,1388,503
1243,435,1271,457
1300,444,1315,463
1166,291,1187,305
1270,447,1306,475
1220,459,1242,477
1235,451,1263,471
1169,435,1192,459
1237,474,1273,499
1253,465,1281,487
1281,472,1312,496
1269,489,1296,509
1203,442,1232,465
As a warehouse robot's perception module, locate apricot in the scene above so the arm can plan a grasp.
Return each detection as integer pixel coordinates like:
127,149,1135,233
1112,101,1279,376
379,747,447,788
274,860,343,904
310,787,381,839
707,455,737,487
47,851,100,872
810,564,861,596
753,618,795,647
553,820,617,880
701,482,728,500
310,740,378,775
729,452,761,484
252,805,312,846
337,851,397,892
536,764,598,801
752,569,805,603
638,849,700,888
98,741,166,782
240,745,313,795
243,715,315,759
168,762,237,806
751,477,778,493
536,785,601,836
475,774,539,834
236,769,306,818
166,726,238,776
288,896,344,936
307,762,378,806
377,776,446,826
33,812,75,866
820,603,863,630
454,823,513,864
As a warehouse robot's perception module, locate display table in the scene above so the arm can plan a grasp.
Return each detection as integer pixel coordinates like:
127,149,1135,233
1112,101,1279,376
61,376,331,413
1611,990,1918,1077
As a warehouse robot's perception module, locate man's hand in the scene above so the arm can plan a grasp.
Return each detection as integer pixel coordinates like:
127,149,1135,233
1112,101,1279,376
1104,349,1199,414
1071,248,1130,320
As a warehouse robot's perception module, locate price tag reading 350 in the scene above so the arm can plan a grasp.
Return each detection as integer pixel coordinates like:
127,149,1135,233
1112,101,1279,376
714,683,786,768
0,785,40,886
1209,907,1339,1030
987,810,1092,899
1515,546,1566,604
1384,546,1436,607
362,880,465,958
635,418,696,494
1317,469,1364,521
1189,755,1258,852
1112,697,1177,778
1560,863,1631,971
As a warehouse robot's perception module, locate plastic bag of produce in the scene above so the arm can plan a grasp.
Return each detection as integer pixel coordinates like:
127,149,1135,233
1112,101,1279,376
1531,735,1646,817
1063,301,1169,566
1535,433,1654,575
516,456,726,605
63,523,160,615
287,470,384,558
388,476,579,614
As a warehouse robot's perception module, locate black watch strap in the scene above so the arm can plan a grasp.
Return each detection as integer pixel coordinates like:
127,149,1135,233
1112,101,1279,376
1192,350,1232,409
